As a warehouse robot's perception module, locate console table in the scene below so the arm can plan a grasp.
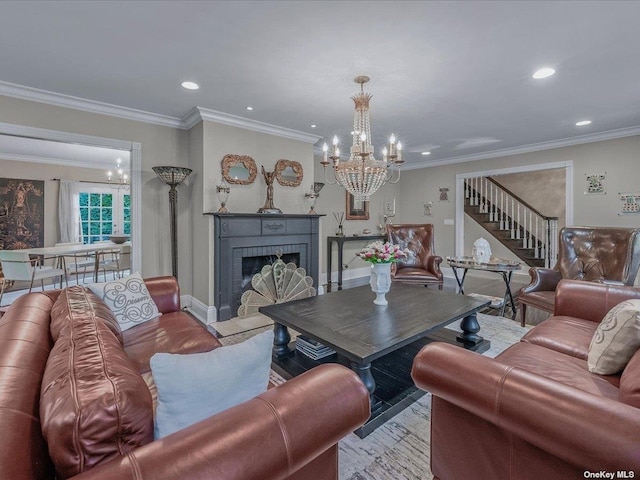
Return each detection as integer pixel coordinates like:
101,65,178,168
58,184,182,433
326,234,386,291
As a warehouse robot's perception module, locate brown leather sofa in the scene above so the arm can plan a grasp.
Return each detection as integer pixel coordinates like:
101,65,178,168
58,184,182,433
387,223,444,289
519,226,640,325
0,276,370,480
412,279,640,480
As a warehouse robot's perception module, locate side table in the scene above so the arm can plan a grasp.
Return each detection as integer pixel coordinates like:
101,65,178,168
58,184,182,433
326,235,386,291
447,256,521,319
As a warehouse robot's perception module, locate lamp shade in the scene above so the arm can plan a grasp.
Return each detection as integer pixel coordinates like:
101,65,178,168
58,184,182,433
152,166,192,186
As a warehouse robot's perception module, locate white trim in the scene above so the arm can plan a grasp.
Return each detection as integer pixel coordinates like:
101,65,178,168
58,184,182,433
455,160,574,258
183,107,322,144
0,81,184,129
182,294,217,325
0,122,142,274
0,152,104,170
404,126,640,170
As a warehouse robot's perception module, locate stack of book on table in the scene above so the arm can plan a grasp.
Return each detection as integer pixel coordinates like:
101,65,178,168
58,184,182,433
295,335,336,360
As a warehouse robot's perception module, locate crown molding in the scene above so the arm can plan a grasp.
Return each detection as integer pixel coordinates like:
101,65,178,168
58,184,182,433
403,124,640,170
0,80,184,129
183,106,322,144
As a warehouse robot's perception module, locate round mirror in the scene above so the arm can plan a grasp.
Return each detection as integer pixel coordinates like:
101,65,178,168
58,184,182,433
275,159,303,187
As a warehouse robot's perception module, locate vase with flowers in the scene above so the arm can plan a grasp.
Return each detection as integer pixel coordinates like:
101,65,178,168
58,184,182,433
357,241,406,305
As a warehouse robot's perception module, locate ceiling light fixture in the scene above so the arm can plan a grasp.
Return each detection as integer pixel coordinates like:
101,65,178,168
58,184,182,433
310,124,317,128
576,120,592,126
107,158,129,185
245,106,254,111
181,81,199,90
421,151,431,156
320,76,402,201
532,67,556,79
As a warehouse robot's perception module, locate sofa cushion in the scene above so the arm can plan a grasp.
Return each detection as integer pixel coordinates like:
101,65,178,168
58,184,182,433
50,286,122,343
123,311,222,374
40,292,153,479
497,342,620,398
620,348,640,408
87,272,161,331
521,315,598,360
588,300,640,375
151,329,274,439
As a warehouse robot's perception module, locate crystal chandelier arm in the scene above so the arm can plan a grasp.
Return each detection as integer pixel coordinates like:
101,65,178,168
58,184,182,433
321,166,338,185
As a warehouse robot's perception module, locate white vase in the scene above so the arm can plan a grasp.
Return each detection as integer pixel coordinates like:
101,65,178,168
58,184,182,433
370,262,392,305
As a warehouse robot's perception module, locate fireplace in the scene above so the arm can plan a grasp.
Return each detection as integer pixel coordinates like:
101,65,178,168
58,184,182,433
211,213,322,321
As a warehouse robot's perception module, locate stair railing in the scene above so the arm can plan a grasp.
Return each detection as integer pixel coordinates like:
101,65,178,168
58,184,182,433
464,176,558,268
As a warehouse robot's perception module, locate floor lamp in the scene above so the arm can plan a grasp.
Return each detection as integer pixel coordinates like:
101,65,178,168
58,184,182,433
152,166,192,279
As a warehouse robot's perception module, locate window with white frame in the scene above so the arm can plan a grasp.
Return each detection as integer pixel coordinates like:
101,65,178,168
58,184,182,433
79,185,130,244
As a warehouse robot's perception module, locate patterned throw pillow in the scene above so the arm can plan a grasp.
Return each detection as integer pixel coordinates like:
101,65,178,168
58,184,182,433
588,299,640,375
88,272,161,331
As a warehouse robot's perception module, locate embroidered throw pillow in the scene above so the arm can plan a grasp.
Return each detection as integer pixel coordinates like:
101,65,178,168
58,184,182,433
88,272,161,331
588,299,640,375
151,329,274,439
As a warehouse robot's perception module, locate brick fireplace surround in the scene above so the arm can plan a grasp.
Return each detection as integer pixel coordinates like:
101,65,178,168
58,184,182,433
210,213,322,321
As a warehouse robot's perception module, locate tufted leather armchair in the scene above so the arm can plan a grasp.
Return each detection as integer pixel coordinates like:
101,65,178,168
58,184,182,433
519,226,640,325
387,224,443,289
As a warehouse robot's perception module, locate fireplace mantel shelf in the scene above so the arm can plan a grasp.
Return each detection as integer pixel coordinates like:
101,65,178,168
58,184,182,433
205,212,325,218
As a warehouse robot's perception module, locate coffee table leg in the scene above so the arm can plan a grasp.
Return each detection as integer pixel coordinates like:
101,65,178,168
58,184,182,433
273,322,292,357
456,312,484,347
350,361,380,411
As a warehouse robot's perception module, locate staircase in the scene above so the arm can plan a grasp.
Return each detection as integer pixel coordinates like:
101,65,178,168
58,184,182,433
464,177,558,268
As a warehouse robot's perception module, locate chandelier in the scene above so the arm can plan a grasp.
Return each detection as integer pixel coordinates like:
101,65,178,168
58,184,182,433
321,76,402,201
107,158,129,185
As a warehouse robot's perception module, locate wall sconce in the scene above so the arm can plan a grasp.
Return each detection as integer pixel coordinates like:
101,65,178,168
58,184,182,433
304,182,324,214
216,179,230,213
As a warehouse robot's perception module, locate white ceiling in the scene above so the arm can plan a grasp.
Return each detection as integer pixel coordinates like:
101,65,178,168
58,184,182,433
1,0,639,168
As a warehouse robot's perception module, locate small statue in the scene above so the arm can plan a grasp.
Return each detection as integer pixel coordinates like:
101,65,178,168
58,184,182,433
257,165,282,214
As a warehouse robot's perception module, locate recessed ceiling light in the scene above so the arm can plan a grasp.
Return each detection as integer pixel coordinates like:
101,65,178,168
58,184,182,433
421,151,431,156
245,106,254,111
310,124,317,128
181,81,199,90
532,67,556,79
576,120,592,126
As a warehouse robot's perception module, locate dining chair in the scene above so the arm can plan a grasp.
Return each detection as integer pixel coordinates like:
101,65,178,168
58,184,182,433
55,242,95,285
0,250,67,305
97,245,131,281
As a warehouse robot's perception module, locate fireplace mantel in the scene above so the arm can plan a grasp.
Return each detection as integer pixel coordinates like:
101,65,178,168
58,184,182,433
207,212,324,321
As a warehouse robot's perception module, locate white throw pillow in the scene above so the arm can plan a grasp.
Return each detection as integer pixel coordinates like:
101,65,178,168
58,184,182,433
151,329,274,439
588,299,640,375
87,272,161,331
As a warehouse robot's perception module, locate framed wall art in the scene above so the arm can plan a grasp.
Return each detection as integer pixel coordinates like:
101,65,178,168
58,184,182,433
619,193,640,215
438,186,450,202
346,192,369,220
585,173,606,195
0,178,45,250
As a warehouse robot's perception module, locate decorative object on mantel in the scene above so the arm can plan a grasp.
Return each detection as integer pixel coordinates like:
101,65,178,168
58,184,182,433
274,159,303,187
304,182,324,214
221,154,257,185
333,212,345,236
237,251,316,318
472,237,492,264
320,75,403,201
152,166,192,279
257,166,282,214
357,241,407,306
216,179,230,213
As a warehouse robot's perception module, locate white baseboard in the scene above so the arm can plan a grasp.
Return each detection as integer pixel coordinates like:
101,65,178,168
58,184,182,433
181,295,217,325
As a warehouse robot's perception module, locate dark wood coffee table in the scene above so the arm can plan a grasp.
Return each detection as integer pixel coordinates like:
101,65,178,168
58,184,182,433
260,283,490,437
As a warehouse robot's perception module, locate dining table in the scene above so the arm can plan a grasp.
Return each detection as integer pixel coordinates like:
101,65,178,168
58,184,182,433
19,242,131,283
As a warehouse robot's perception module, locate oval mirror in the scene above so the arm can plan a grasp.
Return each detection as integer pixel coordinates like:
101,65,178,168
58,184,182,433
221,154,257,185
275,159,303,187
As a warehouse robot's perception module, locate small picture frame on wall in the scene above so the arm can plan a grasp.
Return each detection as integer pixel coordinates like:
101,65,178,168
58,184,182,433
584,173,606,195
346,192,369,220
438,186,450,202
619,193,640,215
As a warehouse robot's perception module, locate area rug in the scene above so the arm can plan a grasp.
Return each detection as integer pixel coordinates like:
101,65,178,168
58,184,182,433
218,314,530,480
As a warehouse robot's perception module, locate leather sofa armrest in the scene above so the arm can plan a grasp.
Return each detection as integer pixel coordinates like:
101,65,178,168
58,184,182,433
412,342,640,472
520,267,561,294
425,255,443,276
143,276,180,314
71,364,370,480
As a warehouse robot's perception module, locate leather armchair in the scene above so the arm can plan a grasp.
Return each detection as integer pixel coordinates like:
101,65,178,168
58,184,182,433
519,226,640,325
387,224,443,289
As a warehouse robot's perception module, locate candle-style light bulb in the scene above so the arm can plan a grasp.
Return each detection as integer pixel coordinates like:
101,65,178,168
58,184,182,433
397,141,402,151
333,135,339,146
397,141,402,161
116,158,122,166
382,146,388,162
107,171,113,179
322,142,328,162
389,134,396,145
